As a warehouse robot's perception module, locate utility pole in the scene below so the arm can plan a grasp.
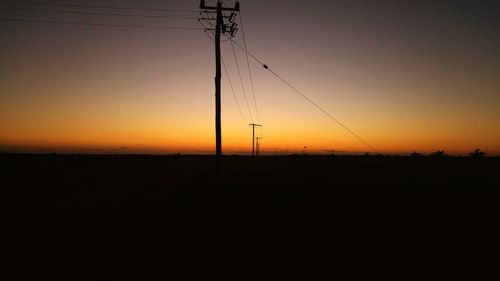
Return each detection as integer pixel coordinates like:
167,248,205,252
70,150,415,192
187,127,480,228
249,123,262,157
200,0,240,159
255,137,262,156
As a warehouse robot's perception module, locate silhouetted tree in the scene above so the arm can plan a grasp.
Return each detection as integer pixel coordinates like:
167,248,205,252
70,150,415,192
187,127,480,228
469,148,485,157
430,150,445,157
410,150,423,157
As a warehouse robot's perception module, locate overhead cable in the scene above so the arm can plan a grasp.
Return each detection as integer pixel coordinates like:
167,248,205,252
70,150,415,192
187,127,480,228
230,38,380,153
222,55,248,125
238,11,260,123
230,39,254,123
0,7,200,19
0,17,203,30
0,1,198,12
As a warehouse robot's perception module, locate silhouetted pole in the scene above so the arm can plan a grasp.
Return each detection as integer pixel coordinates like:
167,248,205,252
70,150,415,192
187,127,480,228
249,123,262,156
256,137,262,156
200,0,240,159
215,2,222,157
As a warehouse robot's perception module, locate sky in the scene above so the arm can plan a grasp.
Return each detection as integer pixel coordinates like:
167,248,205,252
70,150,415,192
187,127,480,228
1,0,499,155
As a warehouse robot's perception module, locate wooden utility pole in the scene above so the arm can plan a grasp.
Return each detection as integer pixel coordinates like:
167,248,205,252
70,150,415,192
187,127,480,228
200,0,240,158
255,137,262,156
249,123,262,156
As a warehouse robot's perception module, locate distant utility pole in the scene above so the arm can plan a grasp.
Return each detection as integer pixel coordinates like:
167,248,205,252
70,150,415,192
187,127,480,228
200,0,240,158
249,123,262,157
255,137,262,156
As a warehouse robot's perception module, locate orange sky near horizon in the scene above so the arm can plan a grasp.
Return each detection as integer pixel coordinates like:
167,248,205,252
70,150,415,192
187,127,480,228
1,0,499,156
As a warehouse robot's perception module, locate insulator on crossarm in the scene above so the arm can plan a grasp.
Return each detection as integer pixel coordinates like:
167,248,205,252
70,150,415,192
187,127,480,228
231,27,238,37
229,13,236,23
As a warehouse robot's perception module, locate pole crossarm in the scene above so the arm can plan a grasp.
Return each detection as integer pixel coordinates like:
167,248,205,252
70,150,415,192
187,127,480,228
200,0,240,11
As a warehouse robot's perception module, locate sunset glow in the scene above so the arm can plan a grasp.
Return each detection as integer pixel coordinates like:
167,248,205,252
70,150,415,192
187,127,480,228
1,0,499,155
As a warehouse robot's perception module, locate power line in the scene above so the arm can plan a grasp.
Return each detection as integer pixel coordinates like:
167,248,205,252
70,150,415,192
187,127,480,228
222,55,248,125
228,38,265,66
0,7,200,19
266,67,379,153
0,17,203,30
0,1,198,12
238,11,260,124
230,39,254,123
229,38,380,154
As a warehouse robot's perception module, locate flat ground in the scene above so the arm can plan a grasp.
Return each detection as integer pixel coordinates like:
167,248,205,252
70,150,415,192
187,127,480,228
2,154,499,255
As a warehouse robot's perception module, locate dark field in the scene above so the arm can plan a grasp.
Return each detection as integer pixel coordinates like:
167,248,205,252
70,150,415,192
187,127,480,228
2,154,499,255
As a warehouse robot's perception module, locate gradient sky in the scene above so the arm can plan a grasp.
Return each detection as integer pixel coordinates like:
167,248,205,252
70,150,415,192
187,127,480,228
1,0,499,155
